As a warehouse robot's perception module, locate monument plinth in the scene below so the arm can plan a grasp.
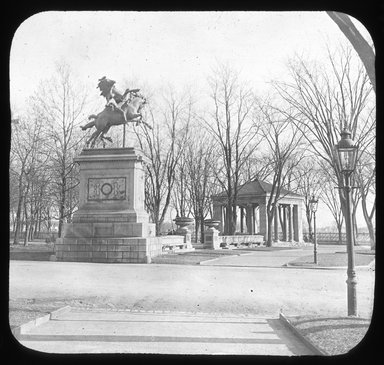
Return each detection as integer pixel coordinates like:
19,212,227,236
55,148,164,263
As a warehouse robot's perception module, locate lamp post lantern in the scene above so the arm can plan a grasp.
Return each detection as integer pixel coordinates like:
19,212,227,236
309,196,319,264
334,128,359,316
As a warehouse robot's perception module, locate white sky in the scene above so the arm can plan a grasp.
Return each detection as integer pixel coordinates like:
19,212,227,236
9,11,374,229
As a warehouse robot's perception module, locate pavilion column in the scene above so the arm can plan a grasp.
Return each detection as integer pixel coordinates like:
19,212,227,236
274,204,279,242
213,202,224,233
288,204,294,242
258,203,268,240
240,207,244,233
254,205,259,233
293,202,303,242
282,205,287,241
245,204,253,234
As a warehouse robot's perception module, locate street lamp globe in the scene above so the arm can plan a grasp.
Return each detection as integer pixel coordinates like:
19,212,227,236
309,195,318,213
335,129,358,175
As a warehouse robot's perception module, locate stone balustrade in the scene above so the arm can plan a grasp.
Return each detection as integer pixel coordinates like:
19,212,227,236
219,234,264,247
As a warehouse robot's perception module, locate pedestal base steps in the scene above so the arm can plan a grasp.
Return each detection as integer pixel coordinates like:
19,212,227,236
55,237,163,263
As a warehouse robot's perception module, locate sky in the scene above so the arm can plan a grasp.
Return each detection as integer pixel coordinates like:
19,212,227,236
9,11,374,228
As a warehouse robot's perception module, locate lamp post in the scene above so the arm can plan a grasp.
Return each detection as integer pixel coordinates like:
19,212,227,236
334,128,359,316
309,196,319,264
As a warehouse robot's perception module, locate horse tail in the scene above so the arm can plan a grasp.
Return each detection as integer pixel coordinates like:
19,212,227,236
88,114,97,120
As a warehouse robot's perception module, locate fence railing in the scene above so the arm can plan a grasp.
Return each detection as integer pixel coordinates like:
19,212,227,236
302,232,371,244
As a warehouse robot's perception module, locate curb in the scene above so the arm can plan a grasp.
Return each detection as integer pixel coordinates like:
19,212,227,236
284,258,375,271
279,312,327,356
11,305,71,340
198,251,258,265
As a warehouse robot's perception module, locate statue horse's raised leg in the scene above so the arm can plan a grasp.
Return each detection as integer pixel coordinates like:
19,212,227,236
100,126,113,147
82,115,98,130
86,129,102,148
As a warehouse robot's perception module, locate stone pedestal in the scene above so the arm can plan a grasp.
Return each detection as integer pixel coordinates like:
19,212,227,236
174,217,193,249
203,220,221,249
55,148,163,263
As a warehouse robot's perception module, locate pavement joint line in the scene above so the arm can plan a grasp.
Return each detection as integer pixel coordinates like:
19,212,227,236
55,307,273,319
19,334,286,344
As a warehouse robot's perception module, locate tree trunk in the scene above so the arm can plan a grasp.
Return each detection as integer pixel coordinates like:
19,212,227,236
232,204,237,234
58,180,66,238
366,221,375,250
23,218,29,245
13,194,23,245
225,205,233,235
200,216,205,244
266,213,274,247
307,219,313,241
38,208,42,236
352,208,358,246
29,204,34,242
337,225,343,245
29,225,34,241
361,195,375,250
24,223,30,246
11,209,16,234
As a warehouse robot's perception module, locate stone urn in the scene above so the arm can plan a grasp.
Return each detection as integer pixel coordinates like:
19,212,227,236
174,216,194,234
204,219,220,230
174,216,194,249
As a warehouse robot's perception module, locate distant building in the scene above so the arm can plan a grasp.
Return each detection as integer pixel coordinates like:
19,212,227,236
212,179,304,243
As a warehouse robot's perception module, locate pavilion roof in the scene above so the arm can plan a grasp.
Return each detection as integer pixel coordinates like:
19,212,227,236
213,179,303,199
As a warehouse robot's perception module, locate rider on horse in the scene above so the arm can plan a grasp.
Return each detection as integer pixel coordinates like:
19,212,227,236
97,76,140,122
81,77,140,131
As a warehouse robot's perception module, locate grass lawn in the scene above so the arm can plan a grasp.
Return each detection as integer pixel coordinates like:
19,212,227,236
286,315,371,355
151,249,241,265
287,251,375,267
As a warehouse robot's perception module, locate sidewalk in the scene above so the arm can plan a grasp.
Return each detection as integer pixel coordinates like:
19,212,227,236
200,245,351,268
15,307,314,355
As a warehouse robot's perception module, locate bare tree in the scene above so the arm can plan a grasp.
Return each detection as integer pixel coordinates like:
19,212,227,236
171,147,191,218
319,168,345,245
134,88,192,235
273,46,375,245
293,159,322,240
355,149,375,249
258,103,304,246
326,11,375,92
30,62,89,237
202,64,261,235
10,116,47,245
183,126,218,242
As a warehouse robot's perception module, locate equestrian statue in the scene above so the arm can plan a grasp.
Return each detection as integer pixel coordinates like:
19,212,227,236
81,76,152,148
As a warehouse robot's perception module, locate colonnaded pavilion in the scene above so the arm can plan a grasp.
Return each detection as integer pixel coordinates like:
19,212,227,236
212,179,304,243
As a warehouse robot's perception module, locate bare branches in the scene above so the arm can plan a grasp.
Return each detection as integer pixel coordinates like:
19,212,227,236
326,11,375,92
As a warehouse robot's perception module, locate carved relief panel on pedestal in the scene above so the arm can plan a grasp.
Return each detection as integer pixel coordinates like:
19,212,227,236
87,177,126,201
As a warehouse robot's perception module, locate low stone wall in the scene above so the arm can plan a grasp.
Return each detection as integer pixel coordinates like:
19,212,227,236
219,234,264,247
161,235,187,250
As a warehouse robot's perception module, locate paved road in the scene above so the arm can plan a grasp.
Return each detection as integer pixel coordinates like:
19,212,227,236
10,246,375,355
10,258,375,318
17,308,314,355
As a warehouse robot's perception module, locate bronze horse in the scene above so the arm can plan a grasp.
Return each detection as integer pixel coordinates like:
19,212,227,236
82,94,151,148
